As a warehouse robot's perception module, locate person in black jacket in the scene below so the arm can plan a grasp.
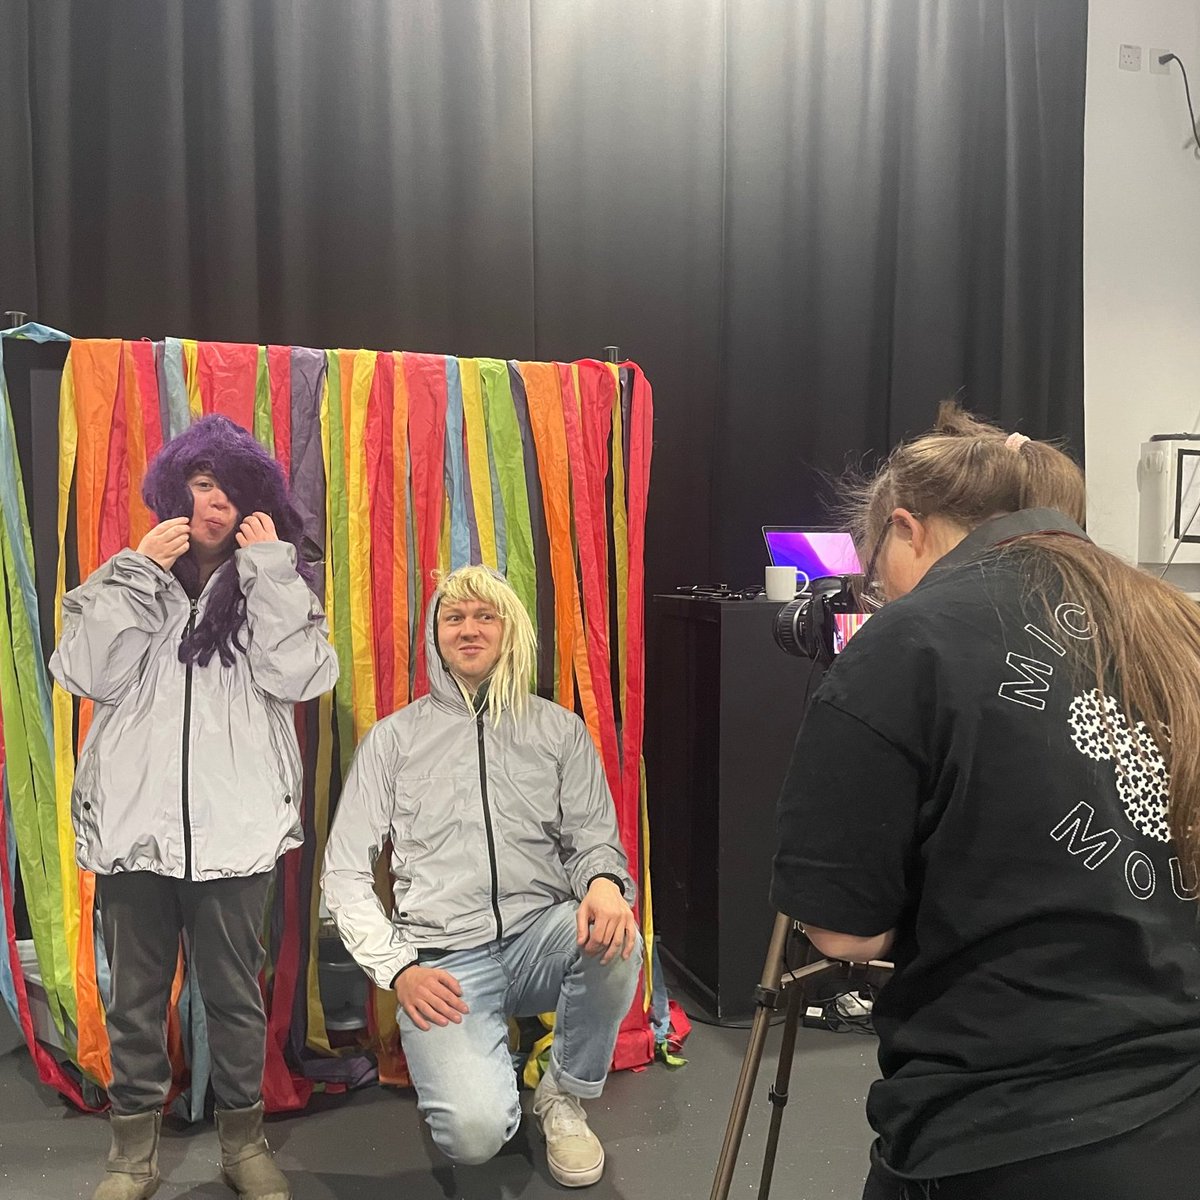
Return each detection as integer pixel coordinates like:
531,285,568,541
773,403,1200,1200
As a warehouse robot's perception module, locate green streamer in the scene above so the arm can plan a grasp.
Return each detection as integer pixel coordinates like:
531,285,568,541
478,361,537,640
253,345,275,456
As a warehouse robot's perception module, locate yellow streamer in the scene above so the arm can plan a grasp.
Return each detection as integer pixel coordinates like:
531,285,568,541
347,351,378,741
182,339,202,422
305,694,335,1056
609,364,630,711
459,359,497,568
640,758,654,1009
438,494,451,575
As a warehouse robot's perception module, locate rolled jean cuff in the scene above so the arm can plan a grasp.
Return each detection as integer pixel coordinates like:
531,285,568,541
548,1050,607,1101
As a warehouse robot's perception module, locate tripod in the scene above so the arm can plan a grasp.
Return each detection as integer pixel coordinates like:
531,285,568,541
710,913,894,1200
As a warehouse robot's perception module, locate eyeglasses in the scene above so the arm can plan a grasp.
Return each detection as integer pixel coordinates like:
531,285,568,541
858,512,922,611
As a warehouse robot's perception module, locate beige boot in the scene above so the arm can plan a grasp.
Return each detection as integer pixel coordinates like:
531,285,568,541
215,1101,291,1200
93,1110,162,1200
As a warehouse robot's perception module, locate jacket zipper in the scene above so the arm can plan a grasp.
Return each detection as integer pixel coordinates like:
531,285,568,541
181,599,197,880
475,713,503,940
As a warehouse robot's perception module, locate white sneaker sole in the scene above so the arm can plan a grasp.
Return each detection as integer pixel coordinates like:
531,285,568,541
546,1145,605,1189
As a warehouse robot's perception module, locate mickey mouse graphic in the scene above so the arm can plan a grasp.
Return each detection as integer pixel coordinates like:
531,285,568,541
1068,689,1170,843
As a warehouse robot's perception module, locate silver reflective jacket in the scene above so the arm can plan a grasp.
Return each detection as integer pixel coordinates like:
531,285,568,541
321,586,634,989
50,543,339,880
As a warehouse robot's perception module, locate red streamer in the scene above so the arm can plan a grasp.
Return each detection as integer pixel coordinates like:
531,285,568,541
197,342,257,429
403,355,448,697
268,347,292,477
367,354,395,717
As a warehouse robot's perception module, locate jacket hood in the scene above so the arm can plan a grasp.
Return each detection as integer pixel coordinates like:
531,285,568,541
423,565,510,711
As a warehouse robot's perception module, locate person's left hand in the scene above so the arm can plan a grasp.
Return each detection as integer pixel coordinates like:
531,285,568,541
236,512,278,548
576,878,639,965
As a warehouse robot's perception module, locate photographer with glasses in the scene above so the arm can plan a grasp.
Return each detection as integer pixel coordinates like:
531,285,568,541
773,404,1200,1199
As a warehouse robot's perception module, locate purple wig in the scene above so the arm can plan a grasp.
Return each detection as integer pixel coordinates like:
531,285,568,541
142,414,313,668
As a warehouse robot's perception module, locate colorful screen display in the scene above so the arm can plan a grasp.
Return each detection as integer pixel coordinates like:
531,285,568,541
833,611,871,653
762,528,862,578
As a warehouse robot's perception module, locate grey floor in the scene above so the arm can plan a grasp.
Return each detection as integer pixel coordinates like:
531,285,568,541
0,999,879,1200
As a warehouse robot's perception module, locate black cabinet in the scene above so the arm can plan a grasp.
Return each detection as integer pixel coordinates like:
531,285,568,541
646,595,820,1021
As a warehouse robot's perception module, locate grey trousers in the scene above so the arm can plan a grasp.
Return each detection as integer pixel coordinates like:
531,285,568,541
96,870,273,1115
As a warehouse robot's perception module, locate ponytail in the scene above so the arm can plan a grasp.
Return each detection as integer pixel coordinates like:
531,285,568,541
851,401,1086,555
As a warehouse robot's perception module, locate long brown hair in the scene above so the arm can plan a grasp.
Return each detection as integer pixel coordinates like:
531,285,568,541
855,402,1200,882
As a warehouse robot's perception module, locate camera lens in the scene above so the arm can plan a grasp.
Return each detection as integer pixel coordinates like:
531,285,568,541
772,597,811,657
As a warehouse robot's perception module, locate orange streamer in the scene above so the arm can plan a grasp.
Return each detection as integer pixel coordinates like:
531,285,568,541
519,364,577,712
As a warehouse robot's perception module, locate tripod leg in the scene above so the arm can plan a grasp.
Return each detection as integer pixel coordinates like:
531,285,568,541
709,912,792,1200
758,970,804,1200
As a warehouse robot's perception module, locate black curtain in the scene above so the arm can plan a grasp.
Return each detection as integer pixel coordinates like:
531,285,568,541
0,0,1086,594
714,2,1087,578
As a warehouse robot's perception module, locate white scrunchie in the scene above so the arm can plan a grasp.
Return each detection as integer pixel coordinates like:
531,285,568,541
1005,432,1031,451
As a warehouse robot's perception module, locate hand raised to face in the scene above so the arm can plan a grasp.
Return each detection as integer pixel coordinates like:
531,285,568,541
236,512,279,549
137,517,191,571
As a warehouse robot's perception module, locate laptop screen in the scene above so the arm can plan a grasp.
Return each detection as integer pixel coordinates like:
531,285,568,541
762,528,862,577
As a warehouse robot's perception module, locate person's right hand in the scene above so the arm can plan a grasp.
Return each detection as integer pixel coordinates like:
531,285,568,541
394,965,470,1031
137,517,191,570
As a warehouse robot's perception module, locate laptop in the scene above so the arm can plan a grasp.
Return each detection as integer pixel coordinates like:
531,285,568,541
762,527,862,578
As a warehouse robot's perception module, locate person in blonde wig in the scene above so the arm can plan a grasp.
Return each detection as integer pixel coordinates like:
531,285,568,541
433,564,538,719
323,565,641,1188
773,403,1200,1200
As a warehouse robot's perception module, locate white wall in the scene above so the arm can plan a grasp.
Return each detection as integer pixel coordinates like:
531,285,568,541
1085,1,1200,560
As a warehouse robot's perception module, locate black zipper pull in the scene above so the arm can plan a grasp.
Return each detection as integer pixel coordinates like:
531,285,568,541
182,598,198,641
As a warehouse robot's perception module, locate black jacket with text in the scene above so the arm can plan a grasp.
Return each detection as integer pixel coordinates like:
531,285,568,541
772,509,1200,1179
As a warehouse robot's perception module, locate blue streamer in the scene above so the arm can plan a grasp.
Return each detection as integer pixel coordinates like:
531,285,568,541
92,904,111,1011
162,338,191,439
443,358,470,569
0,773,19,1022
173,958,212,1123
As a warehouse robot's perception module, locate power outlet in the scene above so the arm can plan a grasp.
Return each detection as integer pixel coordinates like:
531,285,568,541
1120,43,1143,72
1151,49,1172,75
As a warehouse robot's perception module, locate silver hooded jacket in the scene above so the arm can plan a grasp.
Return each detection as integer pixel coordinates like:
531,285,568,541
321,583,634,990
50,543,339,880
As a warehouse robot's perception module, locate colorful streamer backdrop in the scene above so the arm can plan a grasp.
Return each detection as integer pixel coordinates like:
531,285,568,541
0,333,656,1112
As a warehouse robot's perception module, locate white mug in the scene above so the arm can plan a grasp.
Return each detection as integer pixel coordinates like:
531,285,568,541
765,565,808,601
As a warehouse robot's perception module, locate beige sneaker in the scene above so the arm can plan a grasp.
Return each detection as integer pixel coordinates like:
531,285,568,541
532,1070,605,1188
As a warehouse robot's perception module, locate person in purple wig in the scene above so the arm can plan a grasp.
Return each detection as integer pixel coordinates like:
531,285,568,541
141,412,315,666
51,414,339,1200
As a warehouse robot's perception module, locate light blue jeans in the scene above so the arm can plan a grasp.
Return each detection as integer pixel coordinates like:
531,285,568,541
399,901,643,1166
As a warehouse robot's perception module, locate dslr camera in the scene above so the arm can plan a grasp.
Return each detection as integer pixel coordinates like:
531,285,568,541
772,575,871,665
